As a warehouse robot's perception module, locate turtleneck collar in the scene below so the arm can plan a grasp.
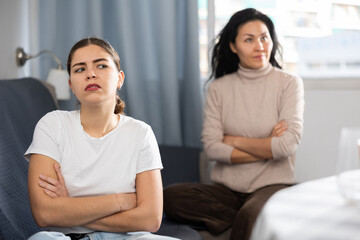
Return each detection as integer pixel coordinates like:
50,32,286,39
236,63,273,83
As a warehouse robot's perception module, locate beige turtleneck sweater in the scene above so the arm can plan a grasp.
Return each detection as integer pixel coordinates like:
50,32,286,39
202,64,304,193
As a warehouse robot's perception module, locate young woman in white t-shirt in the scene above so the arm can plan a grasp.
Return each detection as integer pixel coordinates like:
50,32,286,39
26,37,178,240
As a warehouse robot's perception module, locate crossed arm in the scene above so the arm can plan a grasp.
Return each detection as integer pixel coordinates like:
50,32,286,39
222,120,288,163
28,154,163,232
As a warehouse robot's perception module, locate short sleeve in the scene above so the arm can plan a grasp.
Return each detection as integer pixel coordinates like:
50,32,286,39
136,125,163,174
24,112,61,162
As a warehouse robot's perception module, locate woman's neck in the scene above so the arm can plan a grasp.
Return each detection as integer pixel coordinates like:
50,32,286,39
80,105,119,138
237,63,272,81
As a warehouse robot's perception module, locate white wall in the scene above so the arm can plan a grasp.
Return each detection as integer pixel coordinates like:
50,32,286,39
295,79,360,182
0,0,33,79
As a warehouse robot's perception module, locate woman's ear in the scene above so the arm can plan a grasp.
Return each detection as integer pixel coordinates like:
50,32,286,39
117,71,125,89
229,42,237,53
68,79,75,96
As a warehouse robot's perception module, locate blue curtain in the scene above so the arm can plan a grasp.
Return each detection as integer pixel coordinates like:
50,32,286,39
35,0,203,147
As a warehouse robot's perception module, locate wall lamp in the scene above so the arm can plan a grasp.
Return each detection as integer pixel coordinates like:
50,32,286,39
16,47,70,100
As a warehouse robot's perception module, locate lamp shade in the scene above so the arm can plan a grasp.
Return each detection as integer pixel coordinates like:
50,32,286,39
46,69,70,100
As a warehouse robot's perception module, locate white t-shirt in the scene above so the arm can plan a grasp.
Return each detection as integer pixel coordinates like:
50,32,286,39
25,110,163,233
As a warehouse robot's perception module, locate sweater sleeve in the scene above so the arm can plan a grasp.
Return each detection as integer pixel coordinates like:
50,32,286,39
271,75,304,160
201,82,233,163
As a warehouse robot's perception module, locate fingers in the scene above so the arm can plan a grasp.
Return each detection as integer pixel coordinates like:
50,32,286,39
39,174,58,186
276,128,286,137
38,178,60,195
54,164,65,185
222,135,236,147
38,164,69,198
271,120,288,137
274,120,286,129
44,189,59,198
277,122,288,136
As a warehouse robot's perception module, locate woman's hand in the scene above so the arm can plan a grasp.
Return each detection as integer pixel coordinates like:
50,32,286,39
38,164,69,198
38,164,136,212
223,120,288,146
222,120,288,162
271,120,288,137
222,135,237,147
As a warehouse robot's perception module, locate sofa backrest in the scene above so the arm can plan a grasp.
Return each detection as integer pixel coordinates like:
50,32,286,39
0,78,57,239
159,145,201,187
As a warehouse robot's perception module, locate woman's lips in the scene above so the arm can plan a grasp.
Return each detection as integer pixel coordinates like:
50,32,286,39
253,55,266,60
85,84,101,91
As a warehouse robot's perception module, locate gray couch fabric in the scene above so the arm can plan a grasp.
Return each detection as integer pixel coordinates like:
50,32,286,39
0,78,57,239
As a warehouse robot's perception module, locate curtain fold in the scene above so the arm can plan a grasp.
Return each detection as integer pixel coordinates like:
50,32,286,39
32,0,202,147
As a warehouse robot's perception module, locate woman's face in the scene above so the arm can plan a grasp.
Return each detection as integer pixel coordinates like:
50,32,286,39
230,20,273,69
69,44,124,107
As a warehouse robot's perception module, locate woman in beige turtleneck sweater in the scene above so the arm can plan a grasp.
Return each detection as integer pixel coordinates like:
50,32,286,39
164,8,304,240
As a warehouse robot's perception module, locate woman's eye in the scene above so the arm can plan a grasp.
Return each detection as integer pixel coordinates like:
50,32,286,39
98,64,108,69
74,67,85,73
261,36,269,41
245,38,252,43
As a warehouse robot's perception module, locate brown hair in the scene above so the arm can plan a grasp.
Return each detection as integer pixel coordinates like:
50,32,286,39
67,37,125,114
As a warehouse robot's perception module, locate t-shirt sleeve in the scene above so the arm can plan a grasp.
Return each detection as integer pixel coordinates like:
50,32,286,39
24,112,61,163
136,125,163,174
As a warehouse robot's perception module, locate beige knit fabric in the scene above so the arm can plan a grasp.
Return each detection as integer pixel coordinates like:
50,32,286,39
202,64,304,192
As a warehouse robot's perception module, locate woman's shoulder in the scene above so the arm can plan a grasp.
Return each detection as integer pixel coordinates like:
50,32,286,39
271,67,302,82
119,115,151,131
208,72,239,90
118,115,155,140
39,110,79,127
271,67,304,92
215,72,238,83
41,110,78,121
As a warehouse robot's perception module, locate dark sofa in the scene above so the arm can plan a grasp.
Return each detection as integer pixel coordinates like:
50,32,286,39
0,78,57,239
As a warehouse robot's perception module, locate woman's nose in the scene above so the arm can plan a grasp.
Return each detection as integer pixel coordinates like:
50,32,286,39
255,39,264,50
86,70,96,79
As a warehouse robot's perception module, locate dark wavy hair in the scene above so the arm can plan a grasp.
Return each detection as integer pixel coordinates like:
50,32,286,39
209,8,282,80
67,37,125,114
